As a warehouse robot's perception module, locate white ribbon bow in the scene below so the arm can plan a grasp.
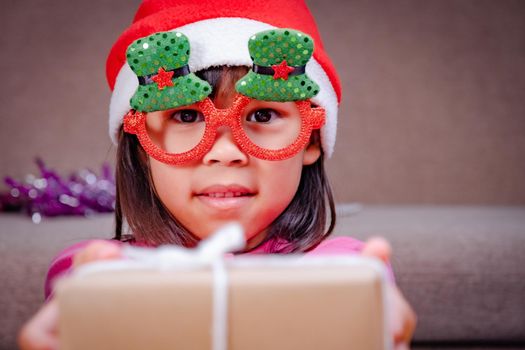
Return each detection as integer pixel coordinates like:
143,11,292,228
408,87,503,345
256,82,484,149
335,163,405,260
121,222,246,268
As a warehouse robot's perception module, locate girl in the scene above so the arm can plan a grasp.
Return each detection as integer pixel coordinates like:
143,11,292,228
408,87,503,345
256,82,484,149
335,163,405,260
19,0,416,349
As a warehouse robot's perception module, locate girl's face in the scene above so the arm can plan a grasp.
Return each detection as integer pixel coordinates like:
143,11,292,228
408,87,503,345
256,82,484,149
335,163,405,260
148,92,321,249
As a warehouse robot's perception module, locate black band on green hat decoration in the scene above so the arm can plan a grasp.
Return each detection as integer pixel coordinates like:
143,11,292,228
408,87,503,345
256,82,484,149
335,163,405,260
252,64,306,78
236,28,320,102
137,65,191,85
126,31,212,112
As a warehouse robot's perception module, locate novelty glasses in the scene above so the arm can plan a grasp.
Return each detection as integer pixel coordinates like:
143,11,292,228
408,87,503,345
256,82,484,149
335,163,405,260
123,94,325,165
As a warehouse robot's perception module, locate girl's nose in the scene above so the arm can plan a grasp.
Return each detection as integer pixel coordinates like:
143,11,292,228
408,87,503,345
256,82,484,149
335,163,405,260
202,126,249,166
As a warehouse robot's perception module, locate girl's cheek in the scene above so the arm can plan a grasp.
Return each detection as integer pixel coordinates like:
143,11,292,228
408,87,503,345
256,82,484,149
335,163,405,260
148,159,190,203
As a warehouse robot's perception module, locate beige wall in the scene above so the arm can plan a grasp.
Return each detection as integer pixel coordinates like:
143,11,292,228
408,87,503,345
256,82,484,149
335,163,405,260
1,0,524,204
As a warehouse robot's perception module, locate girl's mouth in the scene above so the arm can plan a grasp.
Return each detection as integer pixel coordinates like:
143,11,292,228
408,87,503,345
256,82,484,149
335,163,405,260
195,185,256,210
196,184,256,196
201,192,252,198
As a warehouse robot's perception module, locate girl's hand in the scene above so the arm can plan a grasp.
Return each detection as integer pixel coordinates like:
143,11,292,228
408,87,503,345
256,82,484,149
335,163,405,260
362,237,417,350
18,241,122,350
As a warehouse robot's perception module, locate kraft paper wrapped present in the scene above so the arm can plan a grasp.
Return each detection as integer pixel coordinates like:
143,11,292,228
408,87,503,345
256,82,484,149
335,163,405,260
56,224,390,350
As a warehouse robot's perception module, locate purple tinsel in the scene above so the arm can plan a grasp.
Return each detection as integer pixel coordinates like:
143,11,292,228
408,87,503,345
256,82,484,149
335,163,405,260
0,158,115,223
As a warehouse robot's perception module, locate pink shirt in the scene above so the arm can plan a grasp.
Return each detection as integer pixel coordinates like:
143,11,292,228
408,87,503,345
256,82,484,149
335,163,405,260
45,236,394,300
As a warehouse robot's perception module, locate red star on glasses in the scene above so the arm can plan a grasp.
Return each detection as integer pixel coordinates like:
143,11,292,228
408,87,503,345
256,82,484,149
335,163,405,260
271,60,295,80
151,67,174,90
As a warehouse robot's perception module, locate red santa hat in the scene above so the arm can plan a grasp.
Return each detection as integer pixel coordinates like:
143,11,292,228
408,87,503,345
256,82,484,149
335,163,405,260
106,0,342,157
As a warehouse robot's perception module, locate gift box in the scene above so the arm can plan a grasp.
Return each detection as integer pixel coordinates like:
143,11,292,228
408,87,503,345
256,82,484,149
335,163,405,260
56,225,390,350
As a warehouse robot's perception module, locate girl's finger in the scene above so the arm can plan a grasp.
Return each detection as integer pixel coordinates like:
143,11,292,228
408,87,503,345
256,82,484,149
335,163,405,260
390,286,417,346
18,299,59,350
361,236,392,264
73,241,122,268
394,342,410,350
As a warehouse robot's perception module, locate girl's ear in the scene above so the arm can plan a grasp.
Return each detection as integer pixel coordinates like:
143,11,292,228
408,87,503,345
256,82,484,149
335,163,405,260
302,141,321,165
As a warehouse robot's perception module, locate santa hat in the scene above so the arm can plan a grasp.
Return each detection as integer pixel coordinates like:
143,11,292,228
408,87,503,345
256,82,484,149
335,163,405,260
106,0,341,157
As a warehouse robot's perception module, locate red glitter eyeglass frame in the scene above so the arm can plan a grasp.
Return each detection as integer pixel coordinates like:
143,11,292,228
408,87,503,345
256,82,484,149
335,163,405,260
123,94,326,165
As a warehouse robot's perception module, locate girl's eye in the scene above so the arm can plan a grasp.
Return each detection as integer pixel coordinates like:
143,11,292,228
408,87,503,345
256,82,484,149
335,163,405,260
246,109,281,123
170,110,204,123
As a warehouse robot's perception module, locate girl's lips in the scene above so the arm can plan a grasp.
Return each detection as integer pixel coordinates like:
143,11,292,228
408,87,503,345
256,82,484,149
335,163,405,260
195,184,256,210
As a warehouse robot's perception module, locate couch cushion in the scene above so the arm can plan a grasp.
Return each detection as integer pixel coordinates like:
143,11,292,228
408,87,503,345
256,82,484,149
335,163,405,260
0,214,114,349
334,205,525,343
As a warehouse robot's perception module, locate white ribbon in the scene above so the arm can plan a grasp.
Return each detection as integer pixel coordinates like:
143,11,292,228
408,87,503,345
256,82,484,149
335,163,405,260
75,222,246,350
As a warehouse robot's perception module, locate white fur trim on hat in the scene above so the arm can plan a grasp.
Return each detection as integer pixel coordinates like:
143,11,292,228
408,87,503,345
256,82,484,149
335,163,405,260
109,18,338,157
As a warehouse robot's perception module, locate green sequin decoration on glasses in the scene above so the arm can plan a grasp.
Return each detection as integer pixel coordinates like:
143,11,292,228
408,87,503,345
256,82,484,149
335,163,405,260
126,31,211,112
236,28,320,102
